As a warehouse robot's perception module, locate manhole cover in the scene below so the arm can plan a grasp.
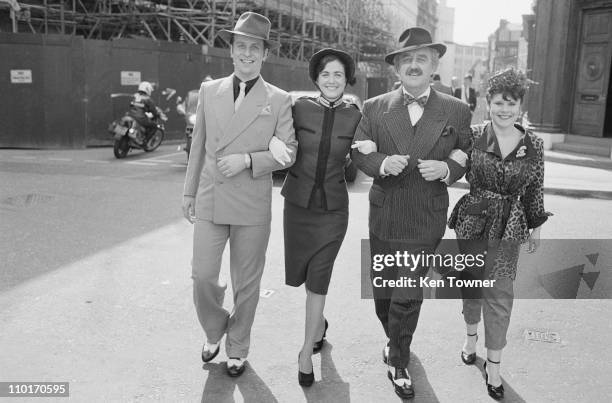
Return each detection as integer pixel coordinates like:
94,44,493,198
2,193,55,208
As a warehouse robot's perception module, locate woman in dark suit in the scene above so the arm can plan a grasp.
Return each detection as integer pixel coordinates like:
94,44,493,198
281,48,361,386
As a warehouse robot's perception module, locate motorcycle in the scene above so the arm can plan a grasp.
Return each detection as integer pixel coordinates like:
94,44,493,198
108,108,167,159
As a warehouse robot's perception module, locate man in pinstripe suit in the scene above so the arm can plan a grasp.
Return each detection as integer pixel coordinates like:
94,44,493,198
351,27,472,399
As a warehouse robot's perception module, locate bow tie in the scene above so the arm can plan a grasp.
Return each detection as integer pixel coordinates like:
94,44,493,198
403,93,428,108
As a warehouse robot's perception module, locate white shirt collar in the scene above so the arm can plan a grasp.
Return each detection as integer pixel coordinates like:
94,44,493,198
402,86,431,100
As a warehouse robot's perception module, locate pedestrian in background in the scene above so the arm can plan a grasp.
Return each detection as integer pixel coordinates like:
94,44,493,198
431,73,453,95
454,73,478,112
279,48,361,387
352,27,472,399
448,67,551,400
182,11,297,378
451,75,459,97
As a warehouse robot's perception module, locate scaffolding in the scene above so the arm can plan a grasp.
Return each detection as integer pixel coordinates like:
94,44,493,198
1,0,394,63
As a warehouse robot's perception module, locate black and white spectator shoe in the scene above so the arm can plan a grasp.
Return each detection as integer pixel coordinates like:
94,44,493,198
387,365,414,399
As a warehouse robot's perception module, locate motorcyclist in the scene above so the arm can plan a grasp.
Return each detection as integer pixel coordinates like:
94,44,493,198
128,81,159,142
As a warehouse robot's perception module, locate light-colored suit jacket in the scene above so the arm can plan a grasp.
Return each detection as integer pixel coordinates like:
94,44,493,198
352,88,472,241
183,74,297,225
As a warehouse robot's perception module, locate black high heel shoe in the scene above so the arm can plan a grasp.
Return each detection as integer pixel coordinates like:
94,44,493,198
298,353,314,387
460,333,478,365
484,360,504,400
313,319,328,353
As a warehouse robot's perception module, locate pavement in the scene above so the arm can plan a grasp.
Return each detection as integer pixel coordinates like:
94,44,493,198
448,149,612,200
1,145,612,402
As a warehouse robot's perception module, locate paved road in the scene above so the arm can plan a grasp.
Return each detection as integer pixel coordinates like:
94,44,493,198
1,146,612,402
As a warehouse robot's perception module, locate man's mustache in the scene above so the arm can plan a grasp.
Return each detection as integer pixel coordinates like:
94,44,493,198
404,68,423,76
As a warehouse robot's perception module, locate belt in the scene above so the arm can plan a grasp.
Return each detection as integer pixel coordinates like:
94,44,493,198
470,188,519,201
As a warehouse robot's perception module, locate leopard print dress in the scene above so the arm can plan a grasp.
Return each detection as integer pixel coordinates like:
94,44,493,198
448,122,552,279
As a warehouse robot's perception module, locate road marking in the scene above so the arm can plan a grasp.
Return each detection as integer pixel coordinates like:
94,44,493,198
171,164,186,168
84,159,110,164
48,158,72,162
12,156,36,160
138,151,184,162
125,161,159,166
260,289,275,298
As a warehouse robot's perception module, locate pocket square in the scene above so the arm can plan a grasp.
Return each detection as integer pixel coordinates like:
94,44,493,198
260,105,272,115
441,125,455,137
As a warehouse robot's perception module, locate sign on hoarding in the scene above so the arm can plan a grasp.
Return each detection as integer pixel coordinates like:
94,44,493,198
10,70,32,84
120,71,141,86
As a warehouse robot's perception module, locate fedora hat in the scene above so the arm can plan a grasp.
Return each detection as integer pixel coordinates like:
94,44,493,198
384,27,446,65
308,48,356,86
219,12,279,49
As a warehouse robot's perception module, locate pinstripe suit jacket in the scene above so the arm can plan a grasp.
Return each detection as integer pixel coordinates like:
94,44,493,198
352,88,472,241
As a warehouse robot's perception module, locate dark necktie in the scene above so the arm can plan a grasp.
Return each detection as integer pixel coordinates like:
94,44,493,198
403,93,428,108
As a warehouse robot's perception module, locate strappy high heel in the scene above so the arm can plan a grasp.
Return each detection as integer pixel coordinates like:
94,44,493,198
484,359,504,400
460,333,478,365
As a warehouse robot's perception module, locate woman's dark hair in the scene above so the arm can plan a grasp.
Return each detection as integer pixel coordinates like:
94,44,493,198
315,55,356,86
486,67,530,103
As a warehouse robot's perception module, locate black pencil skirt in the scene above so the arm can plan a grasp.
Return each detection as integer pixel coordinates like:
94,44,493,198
283,199,348,295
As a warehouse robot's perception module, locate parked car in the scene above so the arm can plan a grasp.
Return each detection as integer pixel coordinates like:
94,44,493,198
287,91,361,182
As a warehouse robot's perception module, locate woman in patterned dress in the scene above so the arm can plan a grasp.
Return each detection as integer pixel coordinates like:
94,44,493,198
448,68,551,400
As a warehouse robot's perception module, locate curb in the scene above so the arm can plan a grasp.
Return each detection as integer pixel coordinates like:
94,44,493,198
449,181,612,200
544,154,612,171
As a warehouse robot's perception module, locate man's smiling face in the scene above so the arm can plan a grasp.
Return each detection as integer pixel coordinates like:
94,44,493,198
394,48,438,95
230,34,268,81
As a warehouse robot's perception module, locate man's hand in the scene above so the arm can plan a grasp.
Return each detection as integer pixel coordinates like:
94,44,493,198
417,159,448,181
182,196,196,224
449,149,468,167
384,155,410,176
217,154,247,177
351,140,377,155
269,136,292,166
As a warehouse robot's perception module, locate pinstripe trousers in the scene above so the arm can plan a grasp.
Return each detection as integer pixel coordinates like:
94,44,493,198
370,232,440,368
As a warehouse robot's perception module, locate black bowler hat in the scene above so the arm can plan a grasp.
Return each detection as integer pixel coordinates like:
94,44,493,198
219,12,280,49
384,27,447,65
308,48,356,86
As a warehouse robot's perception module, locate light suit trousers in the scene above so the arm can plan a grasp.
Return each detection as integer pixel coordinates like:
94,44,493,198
192,218,271,358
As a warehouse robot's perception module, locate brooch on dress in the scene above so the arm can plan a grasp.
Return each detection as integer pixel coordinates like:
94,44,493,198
516,145,527,158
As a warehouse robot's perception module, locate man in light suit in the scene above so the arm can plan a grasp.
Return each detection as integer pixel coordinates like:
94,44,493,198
182,12,297,377
351,27,471,398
